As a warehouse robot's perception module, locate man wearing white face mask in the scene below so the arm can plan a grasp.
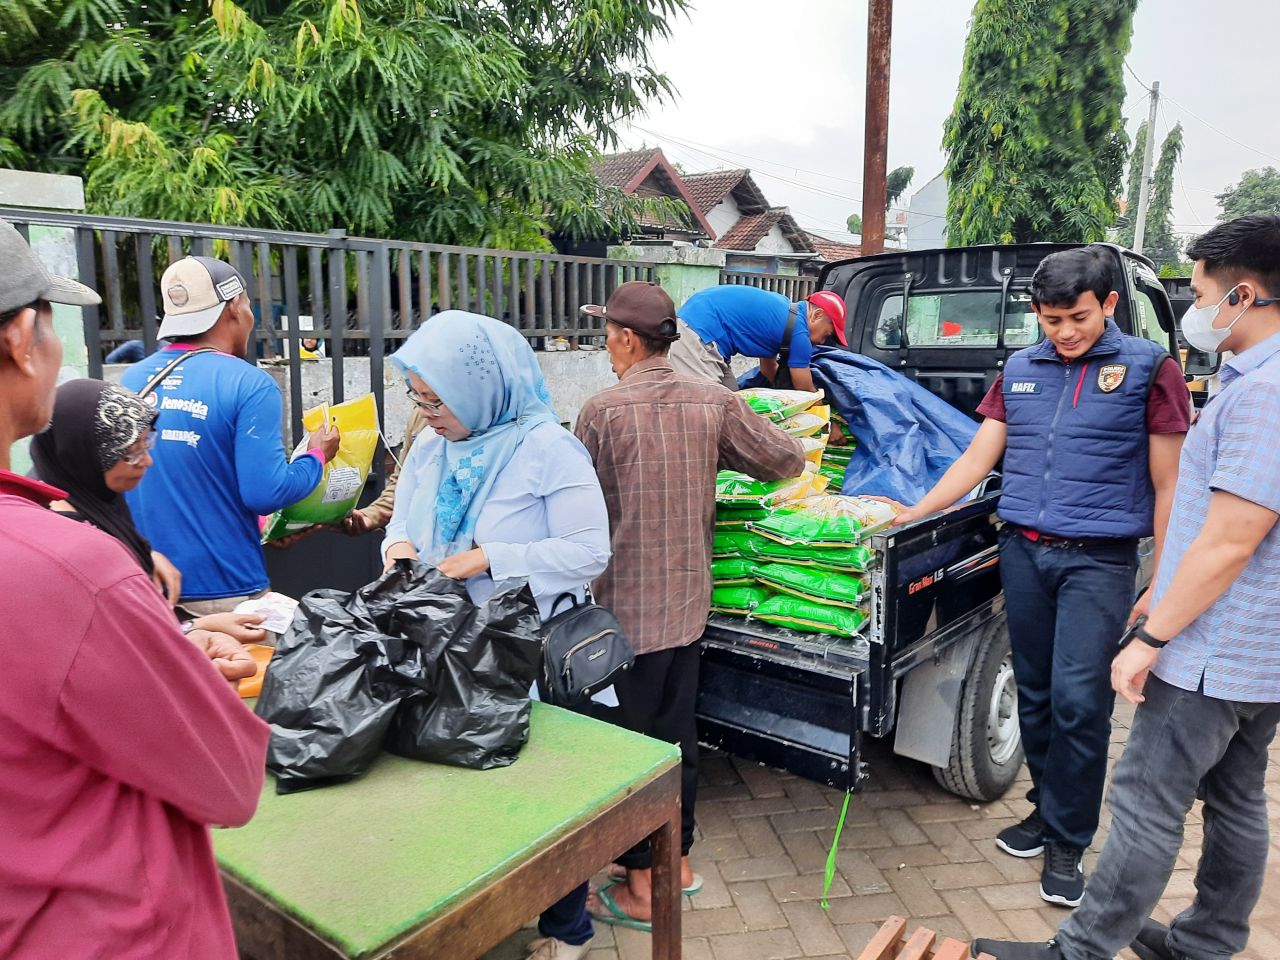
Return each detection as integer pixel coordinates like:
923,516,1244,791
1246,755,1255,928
973,215,1280,960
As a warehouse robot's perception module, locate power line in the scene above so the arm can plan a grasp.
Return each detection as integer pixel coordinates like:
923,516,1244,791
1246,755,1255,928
622,129,854,232
1162,94,1280,166
1125,59,1280,166
635,124,867,189
631,123,947,223
614,128,857,236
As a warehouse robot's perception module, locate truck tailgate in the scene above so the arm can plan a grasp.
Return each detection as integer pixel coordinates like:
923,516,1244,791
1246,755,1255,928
698,616,870,790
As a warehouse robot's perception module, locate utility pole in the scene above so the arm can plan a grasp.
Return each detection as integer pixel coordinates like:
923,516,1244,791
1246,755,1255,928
1132,80,1160,254
861,0,892,254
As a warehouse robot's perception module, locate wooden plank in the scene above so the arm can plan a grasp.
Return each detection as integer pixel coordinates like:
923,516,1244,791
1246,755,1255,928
437,251,451,310
649,796,682,960
417,250,431,326
456,251,470,312
897,927,936,960
398,248,412,330
855,916,909,960
931,940,972,960
491,255,504,325
375,764,681,960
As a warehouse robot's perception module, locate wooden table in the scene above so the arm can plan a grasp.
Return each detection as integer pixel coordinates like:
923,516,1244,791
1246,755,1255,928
216,701,682,960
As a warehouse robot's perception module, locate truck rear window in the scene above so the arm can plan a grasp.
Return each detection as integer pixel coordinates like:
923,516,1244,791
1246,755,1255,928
873,291,1042,349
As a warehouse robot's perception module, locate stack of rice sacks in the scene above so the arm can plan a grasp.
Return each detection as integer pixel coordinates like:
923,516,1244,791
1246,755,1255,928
711,389,892,638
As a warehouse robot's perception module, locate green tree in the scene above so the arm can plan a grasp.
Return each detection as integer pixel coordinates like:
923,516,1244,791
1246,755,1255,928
1215,167,1280,220
885,165,914,210
0,0,688,249
1115,120,1148,249
846,213,863,234
1142,123,1183,268
942,0,1137,245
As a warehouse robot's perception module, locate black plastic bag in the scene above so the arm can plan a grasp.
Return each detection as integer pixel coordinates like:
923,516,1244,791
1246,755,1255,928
255,589,408,793
385,574,544,769
256,562,542,792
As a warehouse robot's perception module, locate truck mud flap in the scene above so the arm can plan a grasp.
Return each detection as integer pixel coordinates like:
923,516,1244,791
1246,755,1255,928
696,626,868,791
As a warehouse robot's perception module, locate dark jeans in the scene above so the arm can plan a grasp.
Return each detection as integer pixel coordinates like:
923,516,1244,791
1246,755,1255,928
538,645,700,943
614,642,701,869
1058,675,1280,960
539,880,592,946
999,529,1137,850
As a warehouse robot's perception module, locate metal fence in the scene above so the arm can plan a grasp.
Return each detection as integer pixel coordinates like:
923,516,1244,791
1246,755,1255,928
719,269,817,301
1,207,655,439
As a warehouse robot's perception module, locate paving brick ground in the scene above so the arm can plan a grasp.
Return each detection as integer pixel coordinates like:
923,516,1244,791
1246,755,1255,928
485,701,1280,960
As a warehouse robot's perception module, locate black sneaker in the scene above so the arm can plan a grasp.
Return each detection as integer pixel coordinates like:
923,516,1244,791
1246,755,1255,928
995,809,1045,858
970,938,1062,959
1040,841,1085,907
1130,918,1176,960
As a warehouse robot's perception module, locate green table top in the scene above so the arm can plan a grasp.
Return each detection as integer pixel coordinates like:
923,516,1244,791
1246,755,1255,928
215,701,678,958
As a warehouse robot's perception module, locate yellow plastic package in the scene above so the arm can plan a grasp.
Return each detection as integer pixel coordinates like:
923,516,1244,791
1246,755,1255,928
261,394,379,543
781,404,831,438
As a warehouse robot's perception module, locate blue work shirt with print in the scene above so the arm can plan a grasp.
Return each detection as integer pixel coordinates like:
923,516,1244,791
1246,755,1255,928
121,346,323,601
1151,330,1280,702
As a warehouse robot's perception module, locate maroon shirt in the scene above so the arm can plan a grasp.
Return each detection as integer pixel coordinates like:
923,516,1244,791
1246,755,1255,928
0,470,269,959
978,356,1192,433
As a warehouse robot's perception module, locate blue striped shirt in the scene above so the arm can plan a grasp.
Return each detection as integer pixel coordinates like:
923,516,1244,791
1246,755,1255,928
1152,330,1280,702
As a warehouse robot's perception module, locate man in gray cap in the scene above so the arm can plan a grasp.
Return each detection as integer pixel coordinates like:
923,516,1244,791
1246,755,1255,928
0,221,270,957
120,255,339,614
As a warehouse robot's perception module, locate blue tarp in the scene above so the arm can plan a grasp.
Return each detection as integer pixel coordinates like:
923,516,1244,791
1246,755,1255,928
740,346,979,503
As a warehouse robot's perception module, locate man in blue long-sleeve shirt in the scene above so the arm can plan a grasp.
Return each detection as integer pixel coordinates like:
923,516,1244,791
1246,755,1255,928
122,257,340,614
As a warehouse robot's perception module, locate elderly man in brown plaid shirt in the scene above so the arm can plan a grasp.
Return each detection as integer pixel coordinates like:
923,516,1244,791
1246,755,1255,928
575,281,805,930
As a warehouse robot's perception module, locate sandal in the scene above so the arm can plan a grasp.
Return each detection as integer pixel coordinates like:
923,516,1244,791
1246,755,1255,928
589,882,652,933
606,866,704,896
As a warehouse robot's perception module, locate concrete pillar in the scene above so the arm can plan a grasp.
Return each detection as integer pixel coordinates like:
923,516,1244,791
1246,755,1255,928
607,244,726,308
1,170,90,474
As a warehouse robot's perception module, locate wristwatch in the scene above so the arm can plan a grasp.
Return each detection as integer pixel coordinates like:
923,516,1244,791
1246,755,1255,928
1121,615,1168,650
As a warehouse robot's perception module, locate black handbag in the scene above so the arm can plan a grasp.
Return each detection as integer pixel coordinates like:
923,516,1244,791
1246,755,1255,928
540,592,635,706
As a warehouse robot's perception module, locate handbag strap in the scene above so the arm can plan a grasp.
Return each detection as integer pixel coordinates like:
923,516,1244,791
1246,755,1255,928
549,592,581,618
137,348,216,399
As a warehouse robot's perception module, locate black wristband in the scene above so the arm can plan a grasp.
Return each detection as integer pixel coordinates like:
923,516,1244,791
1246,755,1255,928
1120,615,1168,650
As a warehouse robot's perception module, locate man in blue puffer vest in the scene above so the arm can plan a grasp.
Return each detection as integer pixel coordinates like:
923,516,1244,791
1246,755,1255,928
890,246,1191,908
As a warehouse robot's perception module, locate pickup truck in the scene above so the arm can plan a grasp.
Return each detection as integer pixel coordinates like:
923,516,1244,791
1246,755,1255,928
695,243,1189,802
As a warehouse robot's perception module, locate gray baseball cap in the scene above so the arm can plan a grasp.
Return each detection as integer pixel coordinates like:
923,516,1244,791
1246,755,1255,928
158,255,248,339
0,218,101,314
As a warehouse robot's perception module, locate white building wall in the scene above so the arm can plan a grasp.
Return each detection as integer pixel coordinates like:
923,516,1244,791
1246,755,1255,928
706,195,741,238
907,173,948,250
755,224,794,254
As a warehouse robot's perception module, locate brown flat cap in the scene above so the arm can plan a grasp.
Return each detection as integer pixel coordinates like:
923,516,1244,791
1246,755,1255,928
582,281,680,341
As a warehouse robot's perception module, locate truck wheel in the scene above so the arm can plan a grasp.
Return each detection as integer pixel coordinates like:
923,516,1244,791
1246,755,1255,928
932,616,1023,802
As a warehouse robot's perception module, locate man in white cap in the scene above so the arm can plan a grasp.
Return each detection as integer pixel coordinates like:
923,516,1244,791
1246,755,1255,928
121,256,340,614
0,219,270,958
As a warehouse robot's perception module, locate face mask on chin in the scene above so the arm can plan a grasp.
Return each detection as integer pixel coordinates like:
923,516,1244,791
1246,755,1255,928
1181,286,1250,353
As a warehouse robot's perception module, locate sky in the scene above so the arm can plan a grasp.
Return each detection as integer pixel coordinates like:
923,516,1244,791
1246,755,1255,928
617,0,1280,244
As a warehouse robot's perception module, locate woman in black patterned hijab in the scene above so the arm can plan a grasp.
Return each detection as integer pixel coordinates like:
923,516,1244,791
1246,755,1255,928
32,379,270,647
31,379,162,579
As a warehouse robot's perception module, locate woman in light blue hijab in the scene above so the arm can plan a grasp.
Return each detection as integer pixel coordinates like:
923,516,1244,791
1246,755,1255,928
381,311,611,622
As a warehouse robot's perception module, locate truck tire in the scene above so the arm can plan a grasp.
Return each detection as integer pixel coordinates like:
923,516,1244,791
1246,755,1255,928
932,615,1023,802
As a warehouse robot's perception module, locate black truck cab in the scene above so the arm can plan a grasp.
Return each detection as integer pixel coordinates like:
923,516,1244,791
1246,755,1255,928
695,243,1185,801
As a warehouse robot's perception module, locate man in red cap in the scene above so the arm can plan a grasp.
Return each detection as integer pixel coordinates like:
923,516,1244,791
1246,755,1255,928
667,284,847,391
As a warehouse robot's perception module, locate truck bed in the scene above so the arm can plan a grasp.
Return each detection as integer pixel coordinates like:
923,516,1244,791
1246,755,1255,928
697,496,1004,790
